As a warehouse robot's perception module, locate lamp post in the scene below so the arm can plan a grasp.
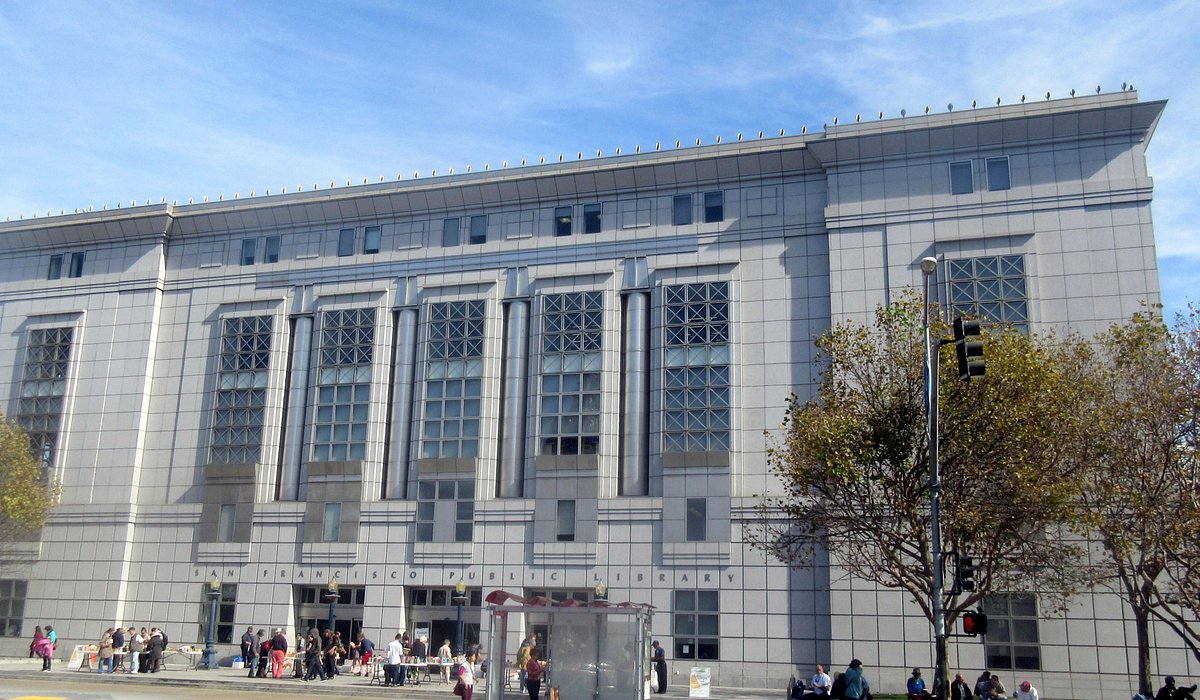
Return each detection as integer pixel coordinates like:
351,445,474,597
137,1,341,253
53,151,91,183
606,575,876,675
921,256,948,700
325,578,340,632
452,580,467,656
202,577,221,670
593,580,608,603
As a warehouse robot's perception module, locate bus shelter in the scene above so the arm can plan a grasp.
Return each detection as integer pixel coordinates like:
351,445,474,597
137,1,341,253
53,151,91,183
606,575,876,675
484,591,654,700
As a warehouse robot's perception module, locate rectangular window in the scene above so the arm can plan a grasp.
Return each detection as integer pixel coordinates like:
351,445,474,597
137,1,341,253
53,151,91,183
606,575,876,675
703,191,724,223
337,228,355,257
442,218,460,247
68,251,85,278
198,583,237,644
539,292,603,456
16,327,75,473
554,206,573,236
673,195,693,226
556,500,576,542
583,203,602,234
240,238,256,266
264,236,280,263
946,255,1028,335
322,502,342,542
47,254,63,280
209,316,272,464
0,579,27,637
663,282,731,453
421,301,485,459
986,156,1011,191
312,309,374,462
673,589,719,660
218,504,236,543
983,593,1041,670
469,215,487,245
950,160,974,195
686,498,707,542
414,479,475,543
363,226,381,254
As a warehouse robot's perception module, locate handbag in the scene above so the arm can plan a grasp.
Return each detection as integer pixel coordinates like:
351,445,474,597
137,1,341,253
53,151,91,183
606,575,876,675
453,680,466,697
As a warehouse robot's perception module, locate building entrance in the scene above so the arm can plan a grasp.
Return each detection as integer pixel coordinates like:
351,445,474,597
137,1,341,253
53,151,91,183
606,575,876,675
295,584,365,643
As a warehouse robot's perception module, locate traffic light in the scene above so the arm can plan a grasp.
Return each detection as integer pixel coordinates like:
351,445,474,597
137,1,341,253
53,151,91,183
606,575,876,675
953,317,985,381
962,610,989,636
955,555,976,592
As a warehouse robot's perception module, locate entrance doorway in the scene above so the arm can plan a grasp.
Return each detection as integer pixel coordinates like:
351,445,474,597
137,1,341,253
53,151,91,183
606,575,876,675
295,584,365,642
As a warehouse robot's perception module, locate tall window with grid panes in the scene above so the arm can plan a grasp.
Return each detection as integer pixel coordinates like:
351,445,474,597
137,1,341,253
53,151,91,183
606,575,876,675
209,316,272,464
946,255,1028,334
662,282,731,453
421,301,485,459
16,327,74,473
539,292,603,456
312,309,374,462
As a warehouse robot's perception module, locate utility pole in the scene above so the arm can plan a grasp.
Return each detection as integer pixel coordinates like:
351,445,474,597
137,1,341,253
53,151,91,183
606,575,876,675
921,256,948,700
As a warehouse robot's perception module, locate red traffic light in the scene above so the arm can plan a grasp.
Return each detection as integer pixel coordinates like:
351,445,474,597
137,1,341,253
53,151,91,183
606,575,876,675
962,611,989,636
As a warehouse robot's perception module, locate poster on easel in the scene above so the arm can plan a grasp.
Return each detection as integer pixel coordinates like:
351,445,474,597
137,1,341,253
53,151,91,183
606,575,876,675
68,644,96,670
689,667,711,697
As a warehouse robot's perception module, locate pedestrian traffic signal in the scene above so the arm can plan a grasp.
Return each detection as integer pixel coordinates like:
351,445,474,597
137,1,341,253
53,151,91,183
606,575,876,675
962,610,989,636
953,317,985,381
955,555,976,592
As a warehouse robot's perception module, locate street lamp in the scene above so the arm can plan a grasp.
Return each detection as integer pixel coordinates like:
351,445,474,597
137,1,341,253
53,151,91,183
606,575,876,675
325,578,340,632
921,256,948,700
452,580,468,656
202,577,221,670
593,580,608,602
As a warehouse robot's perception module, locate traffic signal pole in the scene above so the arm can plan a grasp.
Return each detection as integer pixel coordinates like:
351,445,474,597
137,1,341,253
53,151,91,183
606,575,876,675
921,257,949,700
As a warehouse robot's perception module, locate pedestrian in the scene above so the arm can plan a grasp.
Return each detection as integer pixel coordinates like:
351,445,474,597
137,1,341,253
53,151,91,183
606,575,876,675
270,628,289,680
348,631,361,675
30,625,45,658
358,632,376,676
438,638,453,682
458,648,478,700
973,671,992,698
951,672,971,700
986,675,1007,700
147,628,165,672
517,632,536,691
384,633,403,687
127,627,143,673
111,626,125,672
843,659,867,700
303,628,326,681
908,668,933,700
97,628,115,673
525,647,547,700
810,663,832,697
255,629,269,677
241,626,256,675
33,626,54,672
1015,680,1039,700
650,639,667,694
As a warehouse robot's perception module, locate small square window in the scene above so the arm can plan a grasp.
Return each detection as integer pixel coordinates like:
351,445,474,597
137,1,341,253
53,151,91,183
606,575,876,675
322,502,342,542
264,236,280,263
583,203,602,234
442,218,460,247
686,498,707,541
673,195,693,226
469,215,487,245
986,157,1011,191
556,499,576,542
554,206,573,236
363,226,381,254
218,504,236,542
337,228,355,257
47,254,63,280
68,252,85,278
240,239,256,266
703,192,724,223
950,161,974,195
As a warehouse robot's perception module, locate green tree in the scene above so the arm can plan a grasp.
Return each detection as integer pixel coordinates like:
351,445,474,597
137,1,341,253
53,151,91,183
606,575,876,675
0,414,58,548
751,294,1096,678
1076,307,1200,691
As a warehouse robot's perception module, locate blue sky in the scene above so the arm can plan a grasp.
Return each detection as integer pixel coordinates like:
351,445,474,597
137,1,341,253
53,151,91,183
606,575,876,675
1,0,1195,319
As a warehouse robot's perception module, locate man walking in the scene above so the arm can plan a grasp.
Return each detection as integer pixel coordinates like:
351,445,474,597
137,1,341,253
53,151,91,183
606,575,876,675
241,626,257,676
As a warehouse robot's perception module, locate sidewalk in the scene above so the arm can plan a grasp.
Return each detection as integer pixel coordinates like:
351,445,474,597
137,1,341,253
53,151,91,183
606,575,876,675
0,656,785,699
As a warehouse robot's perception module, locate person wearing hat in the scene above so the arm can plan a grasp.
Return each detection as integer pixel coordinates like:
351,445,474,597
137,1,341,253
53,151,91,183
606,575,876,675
650,640,667,694
908,668,933,700
1015,680,1039,700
